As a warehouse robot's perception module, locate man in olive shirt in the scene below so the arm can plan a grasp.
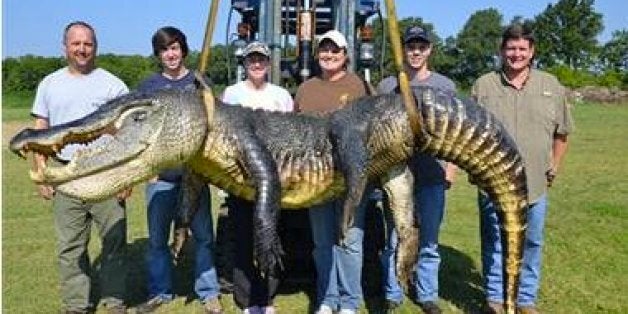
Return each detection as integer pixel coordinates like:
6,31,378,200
471,24,574,314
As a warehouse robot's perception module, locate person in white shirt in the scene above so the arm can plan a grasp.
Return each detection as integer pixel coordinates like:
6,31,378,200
221,41,293,314
222,42,293,112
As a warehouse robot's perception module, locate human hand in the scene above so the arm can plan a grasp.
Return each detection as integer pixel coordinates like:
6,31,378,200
546,168,557,187
116,187,133,200
37,184,55,200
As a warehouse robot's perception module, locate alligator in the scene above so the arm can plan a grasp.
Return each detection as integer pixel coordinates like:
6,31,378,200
10,86,527,311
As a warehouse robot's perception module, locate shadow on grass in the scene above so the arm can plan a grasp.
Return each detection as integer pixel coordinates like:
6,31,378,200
91,236,211,308
87,208,484,312
361,244,484,313
89,238,150,307
438,244,485,312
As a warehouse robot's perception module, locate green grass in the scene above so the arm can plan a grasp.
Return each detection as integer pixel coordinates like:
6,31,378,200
3,100,628,313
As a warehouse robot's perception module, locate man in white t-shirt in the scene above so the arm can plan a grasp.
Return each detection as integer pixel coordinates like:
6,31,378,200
221,41,292,314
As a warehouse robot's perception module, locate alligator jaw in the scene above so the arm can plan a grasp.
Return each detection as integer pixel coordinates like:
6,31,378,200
12,120,127,185
28,140,147,185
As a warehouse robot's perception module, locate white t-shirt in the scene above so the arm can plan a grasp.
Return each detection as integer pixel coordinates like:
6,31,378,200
32,67,129,160
221,80,294,112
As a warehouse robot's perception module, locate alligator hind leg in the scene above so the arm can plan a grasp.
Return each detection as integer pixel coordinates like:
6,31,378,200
239,130,284,276
381,164,418,292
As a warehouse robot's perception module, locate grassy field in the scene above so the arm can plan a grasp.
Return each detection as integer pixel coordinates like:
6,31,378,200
3,99,628,313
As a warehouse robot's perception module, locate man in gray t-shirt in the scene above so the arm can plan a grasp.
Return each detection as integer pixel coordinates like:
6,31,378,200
376,25,457,314
31,21,130,313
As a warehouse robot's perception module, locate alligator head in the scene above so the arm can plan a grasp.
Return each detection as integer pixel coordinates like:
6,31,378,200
9,90,209,201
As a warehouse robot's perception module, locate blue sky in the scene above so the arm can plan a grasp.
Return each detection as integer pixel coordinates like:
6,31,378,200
2,0,626,58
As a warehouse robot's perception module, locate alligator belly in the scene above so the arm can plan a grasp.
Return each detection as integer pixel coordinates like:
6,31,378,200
279,172,346,208
189,148,345,209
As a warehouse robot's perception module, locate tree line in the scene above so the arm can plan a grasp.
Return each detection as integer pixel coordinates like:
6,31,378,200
3,0,626,97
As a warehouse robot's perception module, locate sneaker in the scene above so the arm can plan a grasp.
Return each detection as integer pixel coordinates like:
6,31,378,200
418,301,441,314
106,304,127,314
243,306,263,314
136,297,168,314
203,297,223,314
481,301,505,314
315,305,334,314
338,309,357,314
517,306,540,314
63,310,89,314
263,305,276,314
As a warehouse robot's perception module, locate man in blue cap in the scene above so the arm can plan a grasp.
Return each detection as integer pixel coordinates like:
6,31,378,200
377,25,458,314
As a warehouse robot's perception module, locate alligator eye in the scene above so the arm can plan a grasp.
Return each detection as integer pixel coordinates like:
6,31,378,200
132,111,147,122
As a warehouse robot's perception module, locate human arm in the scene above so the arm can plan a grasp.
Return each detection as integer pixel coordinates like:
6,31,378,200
444,163,457,189
547,83,574,187
376,76,397,95
546,133,569,187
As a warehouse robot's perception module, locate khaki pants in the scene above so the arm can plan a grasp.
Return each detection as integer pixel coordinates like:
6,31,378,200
53,192,127,311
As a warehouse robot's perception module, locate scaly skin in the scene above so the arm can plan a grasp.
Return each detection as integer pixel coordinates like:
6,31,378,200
413,88,527,313
9,88,526,309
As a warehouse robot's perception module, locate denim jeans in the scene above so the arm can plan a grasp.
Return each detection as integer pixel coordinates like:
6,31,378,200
145,180,220,302
309,193,369,311
479,192,547,306
381,183,446,303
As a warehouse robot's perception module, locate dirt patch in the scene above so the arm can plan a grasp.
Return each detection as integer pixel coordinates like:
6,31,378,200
570,86,628,104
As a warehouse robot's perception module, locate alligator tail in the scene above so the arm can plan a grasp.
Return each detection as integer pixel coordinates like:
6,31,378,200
416,88,528,314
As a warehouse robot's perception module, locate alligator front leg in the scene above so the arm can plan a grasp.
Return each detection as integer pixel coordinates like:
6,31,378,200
175,170,206,263
239,130,284,276
381,164,418,292
330,122,369,245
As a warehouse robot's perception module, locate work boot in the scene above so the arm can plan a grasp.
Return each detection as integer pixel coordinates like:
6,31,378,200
106,304,127,314
481,301,505,314
136,297,168,313
418,301,442,314
517,306,540,314
384,299,401,313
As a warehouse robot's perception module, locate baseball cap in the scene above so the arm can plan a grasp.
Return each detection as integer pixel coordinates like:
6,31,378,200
403,26,431,43
318,30,348,49
242,41,270,57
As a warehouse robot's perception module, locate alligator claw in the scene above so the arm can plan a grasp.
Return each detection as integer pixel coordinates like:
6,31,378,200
254,230,285,277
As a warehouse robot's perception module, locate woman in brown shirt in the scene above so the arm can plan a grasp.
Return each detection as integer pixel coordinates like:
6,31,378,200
294,30,367,314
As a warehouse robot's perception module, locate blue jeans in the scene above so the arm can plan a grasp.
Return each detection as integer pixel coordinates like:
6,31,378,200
479,193,547,306
145,180,220,302
381,183,446,303
309,194,369,311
